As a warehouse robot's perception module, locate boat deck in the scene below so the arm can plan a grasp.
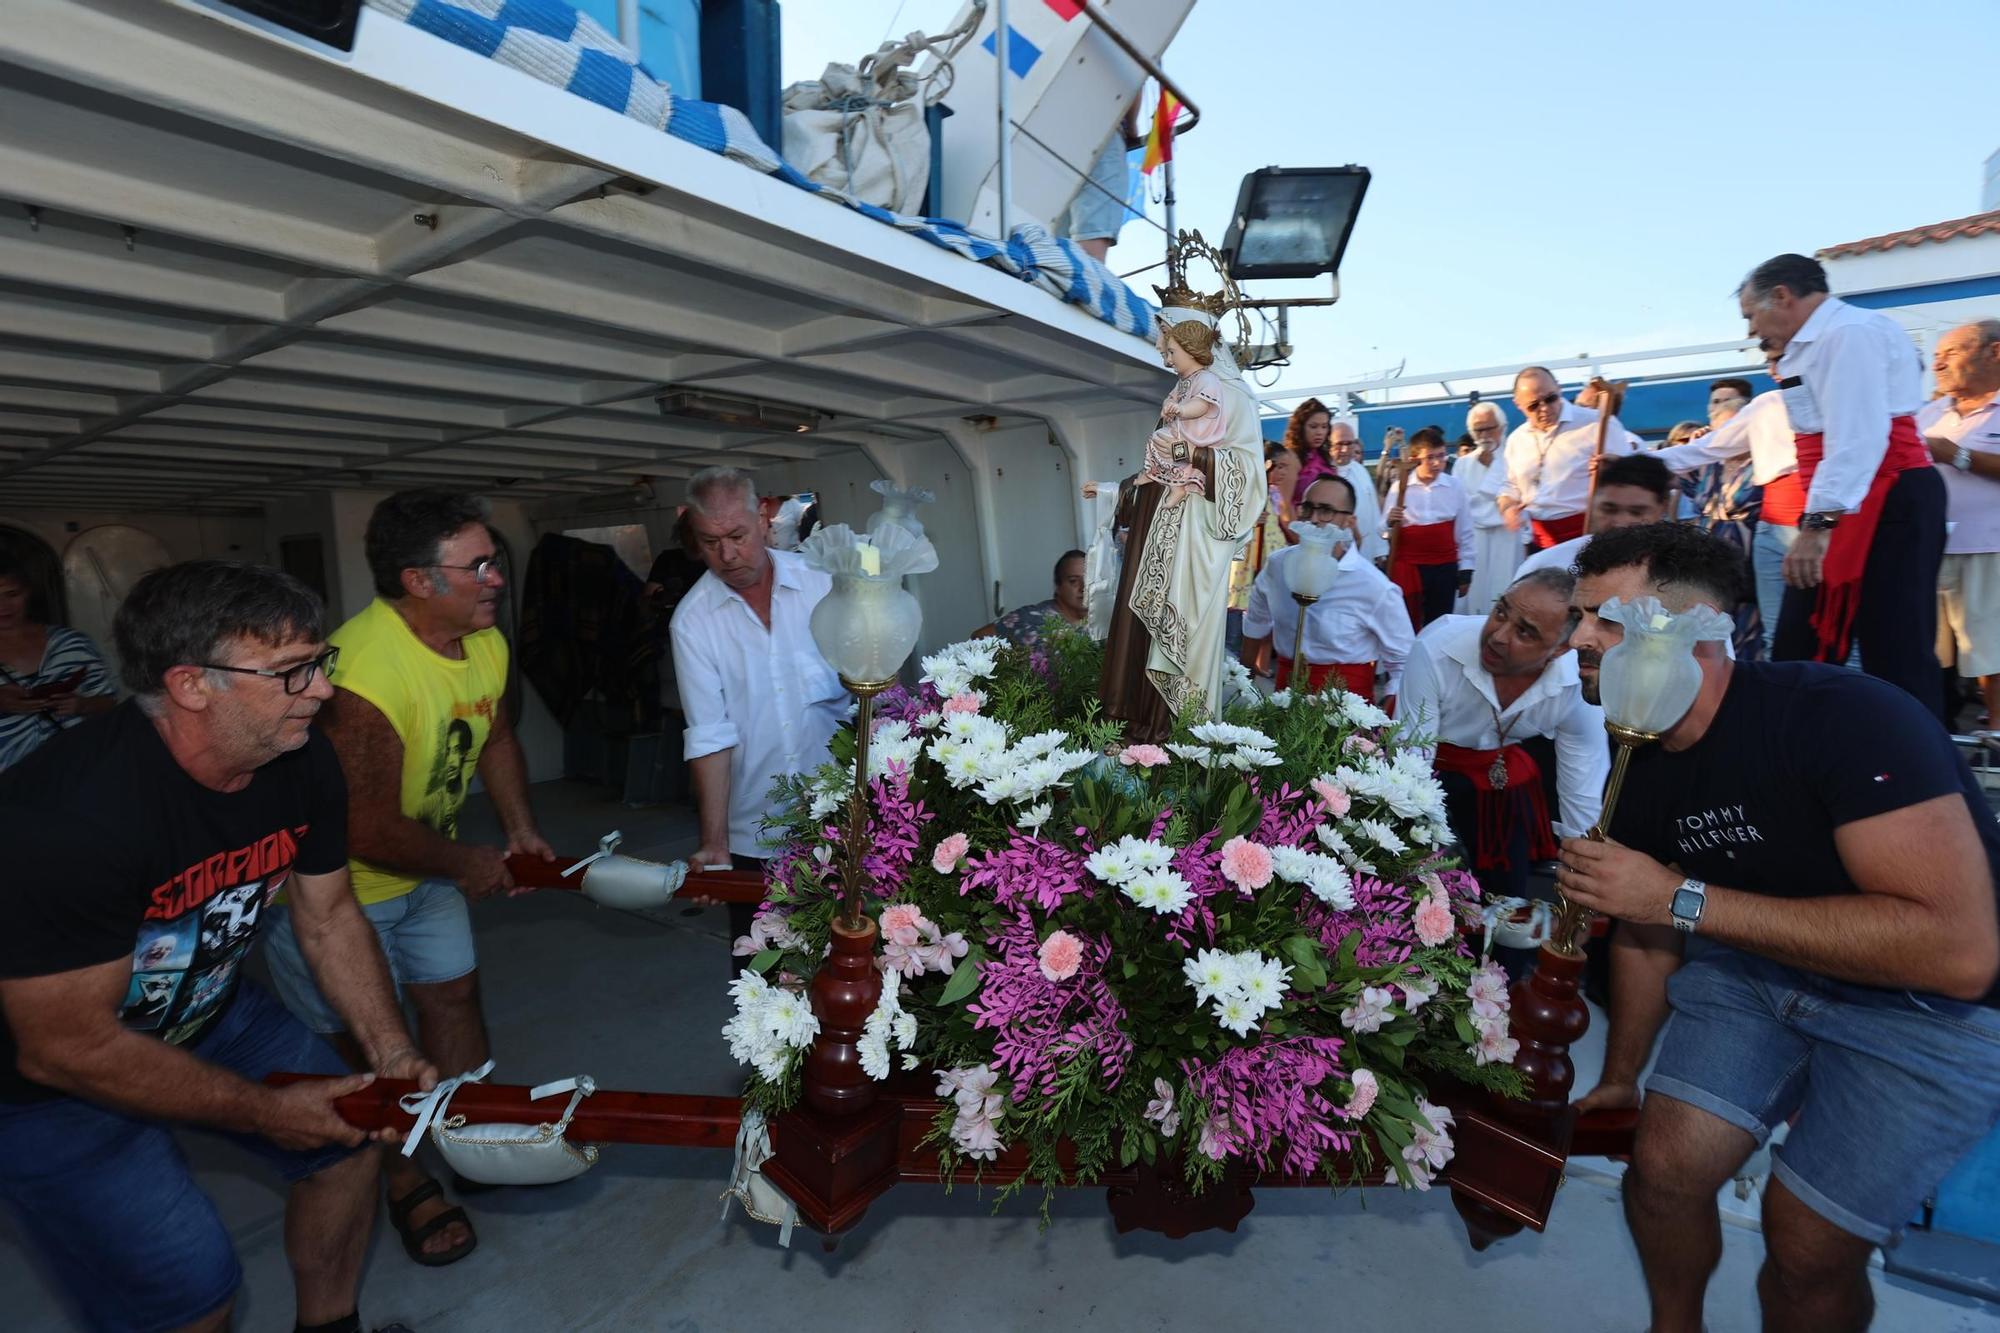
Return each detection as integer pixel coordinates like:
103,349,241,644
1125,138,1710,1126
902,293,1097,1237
5,779,1997,1332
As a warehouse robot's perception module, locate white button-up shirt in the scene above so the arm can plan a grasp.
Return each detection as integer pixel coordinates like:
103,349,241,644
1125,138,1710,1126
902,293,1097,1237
1243,544,1414,694
1454,451,1507,529
1516,533,1590,580
1398,614,1608,838
671,549,847,858
1651,389,1797,485
1922,396,2000,555
1338,458,1389,561
1388,471,1476,565
1482,400,1637,521
1777,295,1925,515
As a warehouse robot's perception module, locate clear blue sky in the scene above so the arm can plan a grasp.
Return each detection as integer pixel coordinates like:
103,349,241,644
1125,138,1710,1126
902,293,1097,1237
782,0,2000,393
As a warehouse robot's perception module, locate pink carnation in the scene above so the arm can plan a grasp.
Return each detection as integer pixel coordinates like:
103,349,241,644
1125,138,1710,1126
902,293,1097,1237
1413,895,1455,948
1036,929,1084,982
1311,777,1352,818
880,902,926,946
942,691,985,716
1347,1068,1379,1118
1217,836,1275,891
931,831,970,874
1343,734,1379,756
1118,744,1170,768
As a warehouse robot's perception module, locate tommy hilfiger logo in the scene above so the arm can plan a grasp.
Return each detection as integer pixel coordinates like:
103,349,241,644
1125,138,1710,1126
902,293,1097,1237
1675,804,1765,856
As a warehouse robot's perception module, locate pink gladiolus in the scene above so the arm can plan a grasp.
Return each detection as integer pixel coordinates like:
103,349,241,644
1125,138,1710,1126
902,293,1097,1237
1217,836,1275,891
1347,1068,1379,1118
1037,929,1084,981
942,691,985,716
931,831,970,874
1311,778,1352,818
1413,894,1455,948
1118,743,1170,768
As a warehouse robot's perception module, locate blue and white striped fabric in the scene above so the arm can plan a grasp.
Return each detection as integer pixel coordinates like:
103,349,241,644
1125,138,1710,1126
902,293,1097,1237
361,0,1156,339
0,626,117,772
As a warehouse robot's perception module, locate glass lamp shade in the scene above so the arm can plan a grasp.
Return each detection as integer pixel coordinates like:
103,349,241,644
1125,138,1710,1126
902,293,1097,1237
1596,596,1732,735
1287,523,1344,599
810,574,922,684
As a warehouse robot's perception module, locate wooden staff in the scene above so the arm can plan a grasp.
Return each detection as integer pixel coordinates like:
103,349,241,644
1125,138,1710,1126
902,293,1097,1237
1583,376,1626,508
1383,448,1416,573
265,1073,744,1148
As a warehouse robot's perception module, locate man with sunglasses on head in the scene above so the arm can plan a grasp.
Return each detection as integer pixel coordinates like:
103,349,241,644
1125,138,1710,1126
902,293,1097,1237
0,561,430,1333
1482,366,1638,551
1239,474,1414,700
263,489,552,1269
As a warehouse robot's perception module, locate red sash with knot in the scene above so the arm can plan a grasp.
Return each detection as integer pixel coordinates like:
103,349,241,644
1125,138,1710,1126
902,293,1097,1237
1529,511,1587,549
1389,520,1457,626
1433,742,1560,871
1274,658,1375,699
1792,415,1928,662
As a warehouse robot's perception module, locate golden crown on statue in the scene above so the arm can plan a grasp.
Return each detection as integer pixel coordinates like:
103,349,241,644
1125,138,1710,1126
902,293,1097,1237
1152,229,1235,315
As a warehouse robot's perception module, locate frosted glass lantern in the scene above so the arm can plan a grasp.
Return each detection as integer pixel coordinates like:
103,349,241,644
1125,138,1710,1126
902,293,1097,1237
1288,523,1343,599
1595,596,1734,738
866,480,936,543
810,576,922,685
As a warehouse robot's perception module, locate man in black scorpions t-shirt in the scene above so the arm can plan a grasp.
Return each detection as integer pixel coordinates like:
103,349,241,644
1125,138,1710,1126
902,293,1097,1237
0,562,434,1333
1555,522,2000,1333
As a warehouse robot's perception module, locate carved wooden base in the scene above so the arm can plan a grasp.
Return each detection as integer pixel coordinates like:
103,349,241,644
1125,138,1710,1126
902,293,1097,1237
1107,1160,1255,1238
764,1099,904,1237
802,916,883,1117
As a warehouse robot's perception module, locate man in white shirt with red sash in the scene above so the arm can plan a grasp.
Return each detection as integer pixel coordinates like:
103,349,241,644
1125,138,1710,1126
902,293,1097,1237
1483,366,1638,550
1739,253,1946,716
1240,474,1413,699
1921,320,2000,732
1384,427,1475,629
1456,401,1523,616
1399,567,1609,900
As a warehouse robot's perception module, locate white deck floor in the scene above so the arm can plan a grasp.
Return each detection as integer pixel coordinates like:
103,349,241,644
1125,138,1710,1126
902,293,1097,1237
6,779,1997,1332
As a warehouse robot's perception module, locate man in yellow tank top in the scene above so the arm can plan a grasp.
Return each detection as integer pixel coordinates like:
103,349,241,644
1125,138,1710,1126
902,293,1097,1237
264,489,552,1268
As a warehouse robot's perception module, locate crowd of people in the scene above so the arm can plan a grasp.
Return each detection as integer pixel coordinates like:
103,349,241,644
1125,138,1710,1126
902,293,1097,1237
2,251,1999,1333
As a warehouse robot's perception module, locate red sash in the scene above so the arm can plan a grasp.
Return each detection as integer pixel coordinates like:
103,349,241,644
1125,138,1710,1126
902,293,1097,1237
1274,658,1376,698
1389,520,1457,626
1529,512,1586,549
1792,415,1928,662
1432,742,1560,871
1760,472,1805,527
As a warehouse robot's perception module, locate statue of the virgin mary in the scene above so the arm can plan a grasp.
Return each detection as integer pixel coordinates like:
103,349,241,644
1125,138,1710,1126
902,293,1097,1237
1100,234,1267,743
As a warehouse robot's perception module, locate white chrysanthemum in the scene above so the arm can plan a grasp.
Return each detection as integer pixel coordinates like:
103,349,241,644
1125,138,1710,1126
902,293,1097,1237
808,788,842,821
1233,745,1281,769
858,1030,890,1080
1269,844,1316,884
1233,956,1292,1012
1334,692,1393,729
1305,855,1355,910
1213,993,1260,1037
1269,689,1294,709
1084,844,1137,885
893,1009,919,1047
1123,869,1192,915
1121,837,1175,872
1190,722,1276,749
1017,801,1053,831
1183,948,1235,1004
1166,743,1216,767
914,710,943,731
1013,729,1070,760
751,1042,794,1083
939,745,986,789
1353,817,1409,855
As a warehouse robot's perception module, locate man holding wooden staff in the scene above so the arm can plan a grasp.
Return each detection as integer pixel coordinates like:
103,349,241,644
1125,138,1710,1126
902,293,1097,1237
1482,366,1638,550
1738,253,1947,717
1384,426,1475,629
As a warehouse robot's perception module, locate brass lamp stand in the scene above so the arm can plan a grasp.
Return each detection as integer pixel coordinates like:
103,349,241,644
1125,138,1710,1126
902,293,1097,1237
1289,592,1320,691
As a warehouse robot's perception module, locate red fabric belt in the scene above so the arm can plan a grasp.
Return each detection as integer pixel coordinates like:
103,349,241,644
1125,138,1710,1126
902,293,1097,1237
1390,520,1458,626
1529,512,1586,549
1274,658,1376,699
1792,416,1928,661
1760,471,1805,527
1433,742,1560,871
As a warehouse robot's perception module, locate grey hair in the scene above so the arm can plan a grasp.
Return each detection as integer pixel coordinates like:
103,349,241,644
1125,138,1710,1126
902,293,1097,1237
1961,318,2000,348
1504,565,1582,643
1737,253,1828,304
685,466,759,521
116,561,324,704
1467,401,1506,432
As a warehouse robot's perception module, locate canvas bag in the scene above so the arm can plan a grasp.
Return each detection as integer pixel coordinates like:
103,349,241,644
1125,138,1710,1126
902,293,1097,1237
399,1061,599,1186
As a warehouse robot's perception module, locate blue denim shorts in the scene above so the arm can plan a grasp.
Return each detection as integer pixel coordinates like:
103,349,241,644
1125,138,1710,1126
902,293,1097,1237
263,877,477,1034
0,981,356,1332
1648,944,2000,1244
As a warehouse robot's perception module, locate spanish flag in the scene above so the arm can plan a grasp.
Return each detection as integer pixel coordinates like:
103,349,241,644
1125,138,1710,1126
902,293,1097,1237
1141,91,1180,176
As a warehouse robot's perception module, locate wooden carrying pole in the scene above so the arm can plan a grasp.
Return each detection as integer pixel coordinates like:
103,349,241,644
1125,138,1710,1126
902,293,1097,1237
503,855,768,905
1583,377,1625,508
265,1074,744,1148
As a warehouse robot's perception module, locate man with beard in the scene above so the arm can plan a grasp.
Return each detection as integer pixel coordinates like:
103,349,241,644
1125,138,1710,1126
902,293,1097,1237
1483,366,1639,550
1739,253,1946,715
1397,566,1608,900
0,560,430,1333
1559,520,2000,1333
263,489,553,1268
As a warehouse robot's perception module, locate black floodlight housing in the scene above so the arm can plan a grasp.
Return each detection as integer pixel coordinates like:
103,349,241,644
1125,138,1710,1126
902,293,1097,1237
1221,165,1371,281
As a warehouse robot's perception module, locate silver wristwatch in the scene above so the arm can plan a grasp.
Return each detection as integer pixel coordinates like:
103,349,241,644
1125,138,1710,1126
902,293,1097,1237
1669,877,1708,933
1956,446,1975,472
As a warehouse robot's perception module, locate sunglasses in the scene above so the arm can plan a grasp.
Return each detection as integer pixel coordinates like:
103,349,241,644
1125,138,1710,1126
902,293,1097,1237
1519,391,1563,411
199,646,339,696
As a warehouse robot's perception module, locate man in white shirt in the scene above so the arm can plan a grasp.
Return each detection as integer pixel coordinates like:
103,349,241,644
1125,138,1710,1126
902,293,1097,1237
671,467,848,958
1921,320,2000,732
1516,453,1676,580
1328,419,1388,562
1398,567,1609,899
1240,474,1414,702
1739,252,1946,716
1456,401,1523,616
1483,366,1638,551
1383,427,1475,629
1653,359,1800,654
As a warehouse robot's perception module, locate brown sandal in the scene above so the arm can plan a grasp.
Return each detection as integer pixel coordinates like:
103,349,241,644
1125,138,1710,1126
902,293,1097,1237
387,1177,477,1268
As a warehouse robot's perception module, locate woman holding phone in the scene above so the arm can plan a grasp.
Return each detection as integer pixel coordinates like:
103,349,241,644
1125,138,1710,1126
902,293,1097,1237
0,551,117,770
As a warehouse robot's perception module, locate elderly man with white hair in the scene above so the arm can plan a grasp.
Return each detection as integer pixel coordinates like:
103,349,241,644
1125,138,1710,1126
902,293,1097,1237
1327,417,1389,562
1455,400,1524,614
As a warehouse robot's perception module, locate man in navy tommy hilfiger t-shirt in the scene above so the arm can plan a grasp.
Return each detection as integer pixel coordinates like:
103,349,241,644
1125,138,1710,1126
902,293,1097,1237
1553,522,2000,1333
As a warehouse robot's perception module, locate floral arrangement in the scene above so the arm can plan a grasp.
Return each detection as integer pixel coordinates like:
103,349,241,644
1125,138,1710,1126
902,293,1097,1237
726,630,1522,1203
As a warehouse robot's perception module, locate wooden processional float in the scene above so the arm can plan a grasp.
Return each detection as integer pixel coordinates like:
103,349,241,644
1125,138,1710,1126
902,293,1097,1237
267,834,1638,1249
